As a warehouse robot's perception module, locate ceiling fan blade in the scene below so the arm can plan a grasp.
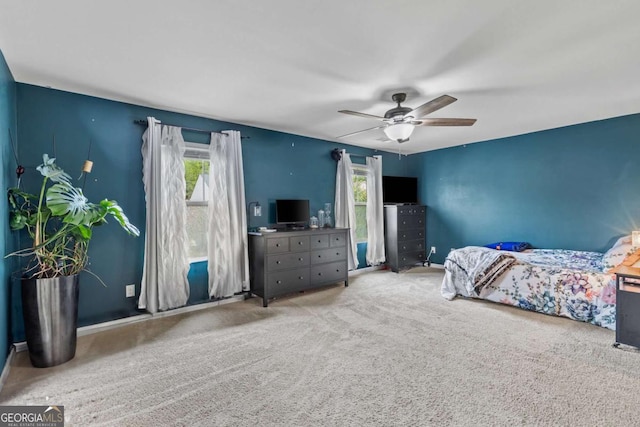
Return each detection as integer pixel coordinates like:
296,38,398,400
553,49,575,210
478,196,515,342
337,125,387,139
338,110,386,121
409,95,457,119
415,118,477,126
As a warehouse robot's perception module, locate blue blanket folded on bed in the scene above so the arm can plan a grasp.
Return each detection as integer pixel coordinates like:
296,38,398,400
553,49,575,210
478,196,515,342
485,241,531,252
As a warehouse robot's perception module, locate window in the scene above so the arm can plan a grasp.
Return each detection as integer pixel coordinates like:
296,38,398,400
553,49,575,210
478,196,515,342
352,166,368,243
184,143,210,261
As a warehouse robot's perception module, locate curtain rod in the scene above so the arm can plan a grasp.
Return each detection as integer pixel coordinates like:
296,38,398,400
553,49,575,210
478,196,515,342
331,148,377,161
133,120,249,139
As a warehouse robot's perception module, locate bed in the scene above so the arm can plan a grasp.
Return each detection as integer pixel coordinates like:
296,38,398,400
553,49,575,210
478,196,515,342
441,236,638,330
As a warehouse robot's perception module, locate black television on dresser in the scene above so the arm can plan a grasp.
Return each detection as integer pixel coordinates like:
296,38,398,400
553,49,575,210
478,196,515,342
382,176,418,205
275,199,310,229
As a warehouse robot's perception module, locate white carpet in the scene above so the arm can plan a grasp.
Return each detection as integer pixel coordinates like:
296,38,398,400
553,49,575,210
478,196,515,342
1,267,639,426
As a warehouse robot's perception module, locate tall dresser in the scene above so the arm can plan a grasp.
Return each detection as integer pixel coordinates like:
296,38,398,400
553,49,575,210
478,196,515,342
384,205,426,272
248,228,349,307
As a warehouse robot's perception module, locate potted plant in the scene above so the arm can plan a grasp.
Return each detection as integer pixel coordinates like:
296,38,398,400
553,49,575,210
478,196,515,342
7,154,139,367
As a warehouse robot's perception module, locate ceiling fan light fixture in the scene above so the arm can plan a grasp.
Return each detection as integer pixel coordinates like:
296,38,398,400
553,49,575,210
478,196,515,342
384,123,414,142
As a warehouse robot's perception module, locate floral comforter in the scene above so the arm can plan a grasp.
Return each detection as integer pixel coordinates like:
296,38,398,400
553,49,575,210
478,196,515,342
441,247,616,330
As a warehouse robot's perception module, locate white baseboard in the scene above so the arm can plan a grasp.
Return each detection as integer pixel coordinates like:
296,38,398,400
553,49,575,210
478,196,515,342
348,263,445,275
13,294,247,353
150,294,245,319
348,265,384,276
0,346,16,392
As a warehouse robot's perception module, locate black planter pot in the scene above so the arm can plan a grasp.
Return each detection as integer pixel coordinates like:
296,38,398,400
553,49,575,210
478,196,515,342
21,274,79,368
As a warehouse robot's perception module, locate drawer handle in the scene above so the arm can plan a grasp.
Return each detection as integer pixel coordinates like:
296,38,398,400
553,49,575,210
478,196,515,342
276,280,282,284
336,269,340,272
317,272,322,276
318,255,322,258
298,276,304,280
298,257,303,261
336,252,340,256
276,243,280,247
318,239,322,243
298,241,303,245
276,261,281,264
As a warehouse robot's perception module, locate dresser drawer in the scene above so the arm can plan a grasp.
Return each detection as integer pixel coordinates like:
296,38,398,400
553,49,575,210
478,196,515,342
267,268,310,295
398,215,425,230
330,232,347,247
398,240,425,253
397,206,426,216
267,253,310,271
311,247,347,265
311,261,347,285
289,235,310,252
266,237,289,254
398,251,424,267
398,229,424,241
310,234,329,250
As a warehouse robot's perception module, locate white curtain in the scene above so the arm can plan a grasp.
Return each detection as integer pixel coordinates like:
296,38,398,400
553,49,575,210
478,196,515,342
207,131,249,298
366,156,385,265
139,117,190,313
335,149,359,270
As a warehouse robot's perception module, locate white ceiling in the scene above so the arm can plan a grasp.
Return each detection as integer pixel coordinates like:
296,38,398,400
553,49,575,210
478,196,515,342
1,0,639,154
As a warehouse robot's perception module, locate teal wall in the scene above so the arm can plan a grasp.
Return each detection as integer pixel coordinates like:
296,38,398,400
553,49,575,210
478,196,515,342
7,76,639,345
0,51,17,367
13,83,419,340
420,114,640,264
10,79,639,345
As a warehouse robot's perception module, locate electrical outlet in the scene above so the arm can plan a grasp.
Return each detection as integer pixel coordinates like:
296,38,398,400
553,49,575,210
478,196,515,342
431,246,436,254
126,284,135,298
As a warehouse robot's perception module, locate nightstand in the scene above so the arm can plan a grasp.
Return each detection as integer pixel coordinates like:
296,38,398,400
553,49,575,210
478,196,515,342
614,265,640,349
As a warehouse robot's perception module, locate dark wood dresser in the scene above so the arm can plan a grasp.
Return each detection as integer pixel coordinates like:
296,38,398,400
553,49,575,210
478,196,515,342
384,205,426,272
248,228,349,307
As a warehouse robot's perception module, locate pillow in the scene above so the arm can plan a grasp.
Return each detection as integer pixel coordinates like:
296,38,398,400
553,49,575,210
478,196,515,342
602,240,639,272
485,241,531,252
612,235,632,248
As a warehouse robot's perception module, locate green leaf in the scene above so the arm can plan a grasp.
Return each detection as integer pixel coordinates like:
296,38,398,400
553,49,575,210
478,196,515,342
36,154,71,184
100,199,140,236
8,187,37,207
8,189,18,209
46,183,95,225
73,224,92,241
9,212,27,230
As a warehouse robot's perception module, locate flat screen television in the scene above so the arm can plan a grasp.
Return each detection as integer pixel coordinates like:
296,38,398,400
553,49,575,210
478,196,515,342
382,176,419,205
275,199,310,228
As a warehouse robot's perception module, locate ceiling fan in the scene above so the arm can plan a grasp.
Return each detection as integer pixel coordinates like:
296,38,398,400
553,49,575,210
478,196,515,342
337,93,476,143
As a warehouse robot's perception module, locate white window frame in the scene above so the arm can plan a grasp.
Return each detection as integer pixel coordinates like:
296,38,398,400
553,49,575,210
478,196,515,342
352,164,369,244
184,142,210,263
